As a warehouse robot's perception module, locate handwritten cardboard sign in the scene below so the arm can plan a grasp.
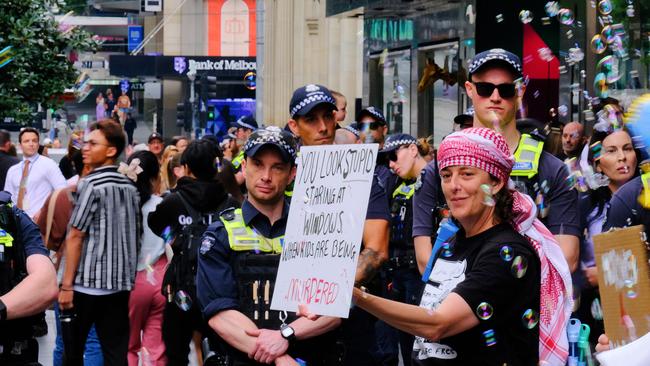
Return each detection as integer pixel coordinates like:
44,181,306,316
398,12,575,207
270,144,378,318
593,225,650,348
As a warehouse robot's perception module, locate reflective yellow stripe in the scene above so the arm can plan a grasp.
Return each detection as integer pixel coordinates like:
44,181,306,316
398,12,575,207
511,134,543,179
0,229,14,247
392,182,415,199
221,209,284,253
232,150,245,170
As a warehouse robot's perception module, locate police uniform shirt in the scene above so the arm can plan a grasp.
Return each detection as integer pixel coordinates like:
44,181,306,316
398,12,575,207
0,191,49,258
603,176,648,237
197,198,290,320
366,171,391,222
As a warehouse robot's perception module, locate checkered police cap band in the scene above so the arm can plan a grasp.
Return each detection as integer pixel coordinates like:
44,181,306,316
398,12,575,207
290,94,337,118
243,128,297,160
344,125,360,138
383,137,417,151
469,49,522,77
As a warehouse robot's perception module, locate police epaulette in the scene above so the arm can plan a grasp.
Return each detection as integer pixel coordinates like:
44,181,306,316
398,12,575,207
219,207,237,221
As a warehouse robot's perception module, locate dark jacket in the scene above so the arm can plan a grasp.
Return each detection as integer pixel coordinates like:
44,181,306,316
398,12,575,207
148,176,228,238
0,151,19,190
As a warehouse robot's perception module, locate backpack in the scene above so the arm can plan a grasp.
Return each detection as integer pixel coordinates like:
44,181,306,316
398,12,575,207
161,192,238,309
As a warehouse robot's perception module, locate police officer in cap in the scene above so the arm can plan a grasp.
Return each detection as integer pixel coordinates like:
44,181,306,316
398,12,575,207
412,48,579,277
0,190,58,364
197,127,341,366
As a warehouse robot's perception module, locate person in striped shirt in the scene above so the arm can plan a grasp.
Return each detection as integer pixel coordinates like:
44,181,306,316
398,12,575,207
58,119,141,366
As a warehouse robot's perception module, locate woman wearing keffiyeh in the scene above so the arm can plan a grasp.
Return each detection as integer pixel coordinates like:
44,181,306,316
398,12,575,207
352,128,572,366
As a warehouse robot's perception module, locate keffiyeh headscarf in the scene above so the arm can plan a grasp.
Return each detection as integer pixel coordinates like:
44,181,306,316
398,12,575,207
437,128,572,366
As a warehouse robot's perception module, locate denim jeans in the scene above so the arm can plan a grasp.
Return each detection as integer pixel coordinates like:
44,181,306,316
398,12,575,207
53,303,104,366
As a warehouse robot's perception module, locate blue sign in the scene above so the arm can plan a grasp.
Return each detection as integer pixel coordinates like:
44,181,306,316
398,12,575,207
128,25,144,52
119,79,130,93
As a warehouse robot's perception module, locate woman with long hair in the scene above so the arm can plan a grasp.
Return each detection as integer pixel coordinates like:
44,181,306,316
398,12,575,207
351,128,573,365
574,125,640,345
124,150,168,366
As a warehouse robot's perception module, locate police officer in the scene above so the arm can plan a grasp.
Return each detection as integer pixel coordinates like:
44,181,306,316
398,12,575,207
197,127,341,366
0,190,58,364
413,48,580,278
375,134,428,366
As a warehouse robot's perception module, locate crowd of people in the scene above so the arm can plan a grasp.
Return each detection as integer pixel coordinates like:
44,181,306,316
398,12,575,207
0,47,645,366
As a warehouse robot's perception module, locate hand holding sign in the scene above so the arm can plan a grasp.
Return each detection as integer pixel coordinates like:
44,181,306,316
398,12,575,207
271,144,378,318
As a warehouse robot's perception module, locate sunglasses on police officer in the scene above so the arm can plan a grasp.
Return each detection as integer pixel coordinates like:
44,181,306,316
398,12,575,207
472,82,517,99
387,145,409,162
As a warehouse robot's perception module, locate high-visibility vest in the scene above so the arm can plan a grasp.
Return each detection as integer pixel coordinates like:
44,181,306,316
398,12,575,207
220,208,284,253
511,134,544,179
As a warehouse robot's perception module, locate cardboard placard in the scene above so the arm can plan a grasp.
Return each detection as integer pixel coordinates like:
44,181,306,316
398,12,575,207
270,144,378,318
593,225,650,348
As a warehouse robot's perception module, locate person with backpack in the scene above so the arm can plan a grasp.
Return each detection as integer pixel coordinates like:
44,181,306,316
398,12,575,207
148,139,234,366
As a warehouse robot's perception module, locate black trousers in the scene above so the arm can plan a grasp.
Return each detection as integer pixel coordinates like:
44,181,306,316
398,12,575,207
163,301,208,366
61,291,130,366
0,338,40,365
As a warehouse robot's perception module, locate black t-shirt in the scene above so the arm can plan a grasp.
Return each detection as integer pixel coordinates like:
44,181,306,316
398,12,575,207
412,223,540,366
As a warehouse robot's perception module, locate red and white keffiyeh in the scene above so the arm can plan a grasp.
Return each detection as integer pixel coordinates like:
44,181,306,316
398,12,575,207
437,128,572,366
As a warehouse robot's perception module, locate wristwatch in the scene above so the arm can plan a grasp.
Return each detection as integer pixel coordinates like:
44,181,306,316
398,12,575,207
0,299,7,321
280,323,296,342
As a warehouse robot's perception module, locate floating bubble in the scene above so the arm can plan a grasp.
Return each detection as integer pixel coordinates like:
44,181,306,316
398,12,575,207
174,290,192,311
566,30,574,39
496,14,504,23
591,141,603,160
534,90,541,99
441,243,453,258
598,0,613,15
558,105,568,116
593,73,608,98
590,0,596,8
476,302,494,320
558,65,568,74
511,256,528,278
591,34,607,54
483,329,497,347
601,26,616,44
558,8,574,25
519,10,534,24
541,17,551,25
627,287,638,299
627,5,635,17
537,47,554,62
536,193,550,218
545,2,560,17
162,226,173,245
498,246,514,262
481,184,495,206
597,56,621,83
591,298,604,320
568,47,584,63
522,309,539,329
603,104,622,129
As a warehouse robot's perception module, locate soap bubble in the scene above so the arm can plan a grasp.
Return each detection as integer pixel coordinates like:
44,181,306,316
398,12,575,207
476,302,494,320
522,309,539,329
568,47,584,63
496,14,504,23
545,2,560,17
500,246,514,262
593,73,608,98
558,105,568,116
598,0,613,15
519,10,534,24
591,298,603,320
511,256,528,278
626,5,635,17
558,8,574,25
538,47,554,62
483,329,497,347
591,34,607,54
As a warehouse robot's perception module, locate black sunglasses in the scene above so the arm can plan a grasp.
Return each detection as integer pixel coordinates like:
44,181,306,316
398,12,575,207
472,82,517,98
387,145,409,162
361,121,384,130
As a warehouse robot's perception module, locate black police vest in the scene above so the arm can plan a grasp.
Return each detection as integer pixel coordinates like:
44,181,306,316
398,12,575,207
0,204,41,342
390,181,415,250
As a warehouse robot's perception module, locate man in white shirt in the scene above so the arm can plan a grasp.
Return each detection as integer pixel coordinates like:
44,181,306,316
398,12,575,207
4,127,67,217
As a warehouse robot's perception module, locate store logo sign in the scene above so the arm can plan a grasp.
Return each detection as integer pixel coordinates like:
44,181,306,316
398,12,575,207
174,57,187,74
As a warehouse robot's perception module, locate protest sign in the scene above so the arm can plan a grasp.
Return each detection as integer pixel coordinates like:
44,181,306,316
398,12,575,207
593,225,650,348
270,144,378,318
